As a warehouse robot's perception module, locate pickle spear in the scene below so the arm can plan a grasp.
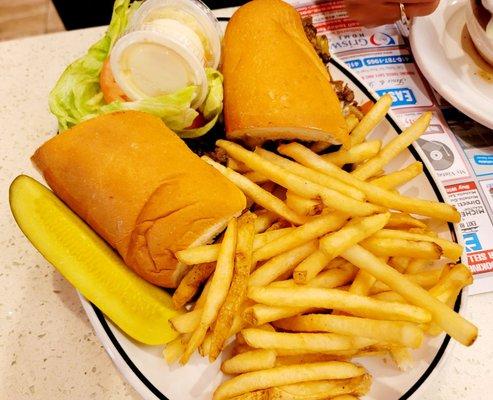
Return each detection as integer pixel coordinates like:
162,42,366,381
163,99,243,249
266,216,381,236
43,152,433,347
9,175,180,345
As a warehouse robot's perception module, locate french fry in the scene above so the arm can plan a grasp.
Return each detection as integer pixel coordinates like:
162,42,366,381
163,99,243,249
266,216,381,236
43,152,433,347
388,256,410,273
294,213,390,284
349,270,377,296
371,229,462,260
272,264,357,290
163,334,190,365
222,349,277,375
244,304,315,326
240,329,376,353
275,353,347,366
182,219,238,364
369,162,423,189
254,210,279,233
351,112,432,180
249,241,318,286
228,391,269,400
248,286,431,323
244,171,269,184
371,291,407,303
194,278,211,309
349,94,393,147
322,140,382,167
228,157,251,173
389,346,414,371
370,266,447,295
253,213,348,262
210,214,256,361
285,191,323,216
217,140,383,216
170,308,201,334
255,148,365,201
172,262,216,309
274,314,423,348
212,362,366,400
289,250,330,284
405,259,430,274
203,156,306,225
341,244,478,346
386,213,427,229
428,263,473,298
331,395,359,400
176,227,294,265
268,374,371,399
360,237,442,259
277,143,460,223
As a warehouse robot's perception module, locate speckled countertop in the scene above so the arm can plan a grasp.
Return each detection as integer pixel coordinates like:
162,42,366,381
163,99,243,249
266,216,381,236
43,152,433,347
0,26,492,400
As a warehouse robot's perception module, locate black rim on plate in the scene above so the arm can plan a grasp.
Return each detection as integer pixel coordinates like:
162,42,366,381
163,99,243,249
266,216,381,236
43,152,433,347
90,48,462,400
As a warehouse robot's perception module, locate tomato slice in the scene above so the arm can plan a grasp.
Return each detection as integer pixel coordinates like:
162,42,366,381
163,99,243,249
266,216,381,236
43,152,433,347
99,59,129,104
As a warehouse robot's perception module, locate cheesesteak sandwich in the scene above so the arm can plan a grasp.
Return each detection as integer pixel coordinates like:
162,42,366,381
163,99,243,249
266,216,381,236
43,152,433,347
222,0,349,146
32,111,246,287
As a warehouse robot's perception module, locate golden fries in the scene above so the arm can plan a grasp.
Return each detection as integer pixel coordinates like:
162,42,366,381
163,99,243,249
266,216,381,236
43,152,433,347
370,162,423,189
371,229,463,260
163,334,190,365
351,112,432,180
256,148,365,201
370,266,447,295
341,245,477,346
294,213,390,283
182,219,238,363
203,156,305,225
277,143,460,222
172,262,216,309
249,241,318,286
360,237,442,259
349,94,393,147
176,227,294,265
268,375,370,400
222,349,277,375
254,211,279,233
244,304,313,326
248,286,431,323
274,314,423,348
322,140,381,167
210,214,256,361
168,103,476,400
217,140,383,216
244,171,269,184
213,362,366,400
241,329,375,353
285,191,323,217
169,308,201,334
253,213,348,262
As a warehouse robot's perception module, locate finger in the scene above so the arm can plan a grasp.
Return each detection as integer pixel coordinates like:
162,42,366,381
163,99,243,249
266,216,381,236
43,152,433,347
402,1,440,18
346,4,400,26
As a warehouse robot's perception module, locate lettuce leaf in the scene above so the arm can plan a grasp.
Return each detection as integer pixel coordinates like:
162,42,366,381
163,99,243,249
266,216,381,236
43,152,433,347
49,0,222,138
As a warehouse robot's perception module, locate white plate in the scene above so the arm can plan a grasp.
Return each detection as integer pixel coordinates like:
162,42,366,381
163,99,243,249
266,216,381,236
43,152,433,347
78,50,467,400
410,0,493,129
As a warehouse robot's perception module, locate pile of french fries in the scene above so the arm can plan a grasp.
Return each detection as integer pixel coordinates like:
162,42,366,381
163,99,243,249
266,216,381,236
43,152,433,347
165,94,477,400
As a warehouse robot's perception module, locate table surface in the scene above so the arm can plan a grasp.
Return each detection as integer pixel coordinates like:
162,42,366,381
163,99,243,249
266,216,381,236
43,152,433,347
0,26,492,400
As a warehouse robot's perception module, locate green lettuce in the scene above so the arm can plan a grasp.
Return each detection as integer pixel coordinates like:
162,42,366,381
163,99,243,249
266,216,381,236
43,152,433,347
49,0,222,138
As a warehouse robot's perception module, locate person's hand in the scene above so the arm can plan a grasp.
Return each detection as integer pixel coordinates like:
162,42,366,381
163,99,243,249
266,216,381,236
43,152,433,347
344,0,440,27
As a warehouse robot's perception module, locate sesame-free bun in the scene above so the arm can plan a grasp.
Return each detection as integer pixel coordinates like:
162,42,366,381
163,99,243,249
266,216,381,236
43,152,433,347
32,111,246,287
222,0,349,146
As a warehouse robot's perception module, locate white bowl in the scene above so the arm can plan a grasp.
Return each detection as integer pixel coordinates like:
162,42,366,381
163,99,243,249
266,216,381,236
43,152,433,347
465,0,493,65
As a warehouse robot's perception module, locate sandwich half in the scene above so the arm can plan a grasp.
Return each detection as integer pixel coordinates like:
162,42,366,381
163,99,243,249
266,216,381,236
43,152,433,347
222,0,349,146
32,111,246,288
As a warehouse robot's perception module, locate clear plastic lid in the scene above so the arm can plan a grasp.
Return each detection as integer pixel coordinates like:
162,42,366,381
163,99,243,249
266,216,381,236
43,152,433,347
128,0,222,69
